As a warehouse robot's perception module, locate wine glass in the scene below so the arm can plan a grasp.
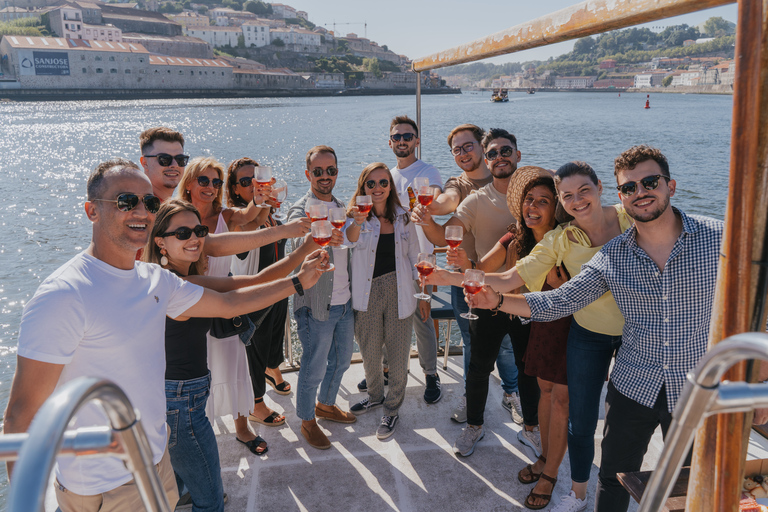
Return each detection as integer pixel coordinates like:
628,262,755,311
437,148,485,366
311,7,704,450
329,207,348,250
461,269,485,320
308,204,328,223
271,179,288,221
414,253,436,301
356,195,373,233
254,166,272,208
412,176,430,192
444,225,463,271
310,220,335,272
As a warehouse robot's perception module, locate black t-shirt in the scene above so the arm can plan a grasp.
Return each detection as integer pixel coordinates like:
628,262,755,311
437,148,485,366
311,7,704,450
373,232,396,278
164,315,212,381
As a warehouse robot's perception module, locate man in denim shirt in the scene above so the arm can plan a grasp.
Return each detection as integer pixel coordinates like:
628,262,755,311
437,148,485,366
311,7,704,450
288,145,357,450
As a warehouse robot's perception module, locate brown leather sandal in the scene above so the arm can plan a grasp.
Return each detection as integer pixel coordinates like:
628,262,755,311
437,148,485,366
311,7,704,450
524,473,557,510
517,455,547,484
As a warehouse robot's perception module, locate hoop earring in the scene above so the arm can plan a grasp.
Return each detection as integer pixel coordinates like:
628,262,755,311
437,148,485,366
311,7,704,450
160,248,168,267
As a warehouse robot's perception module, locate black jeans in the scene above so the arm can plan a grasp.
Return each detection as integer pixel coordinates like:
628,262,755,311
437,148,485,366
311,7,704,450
596,381,689,512
244,297,289,399
466,309,539,426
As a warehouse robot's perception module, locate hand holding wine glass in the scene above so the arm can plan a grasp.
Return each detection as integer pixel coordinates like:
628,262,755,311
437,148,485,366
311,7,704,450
444,225,464,270
310,220,335,272
414,253,436,301
253,166,273,208
308,204,329,223
328,207,348,249
355,195,373,233
271,179,288,221
461,269,485,320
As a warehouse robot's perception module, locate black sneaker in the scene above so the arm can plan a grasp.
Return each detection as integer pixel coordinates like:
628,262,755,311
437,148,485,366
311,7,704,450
423,373,442,404
350,396,384,415
357,371,389,392
376,415,399,440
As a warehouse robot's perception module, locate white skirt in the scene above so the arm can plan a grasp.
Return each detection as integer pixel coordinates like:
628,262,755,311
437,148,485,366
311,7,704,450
205,333,255,421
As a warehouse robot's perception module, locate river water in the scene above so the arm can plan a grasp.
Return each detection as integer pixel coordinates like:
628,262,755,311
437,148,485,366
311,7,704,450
0,91,732,499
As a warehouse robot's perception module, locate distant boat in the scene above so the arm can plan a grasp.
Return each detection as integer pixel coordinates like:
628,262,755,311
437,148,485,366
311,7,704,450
491,88,509,102
527,87,535,94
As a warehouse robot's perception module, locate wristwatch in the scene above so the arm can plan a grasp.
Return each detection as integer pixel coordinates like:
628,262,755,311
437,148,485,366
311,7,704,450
292,276,304,296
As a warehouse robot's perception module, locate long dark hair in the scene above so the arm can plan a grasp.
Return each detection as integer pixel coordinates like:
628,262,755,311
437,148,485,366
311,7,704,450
142,199,206,276
514,177,559,258
348,162,407,225
226,157,258,208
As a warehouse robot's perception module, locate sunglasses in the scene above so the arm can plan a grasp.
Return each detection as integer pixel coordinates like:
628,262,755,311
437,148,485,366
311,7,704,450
365,179,390,190
144,153,189,167
451,142,475,156
310,167,339,178
616,174,669,197
237,176,253,187
484,146,516,161
197,176,223,189
160,225,209,240
390,133,416,142
94,193,161,214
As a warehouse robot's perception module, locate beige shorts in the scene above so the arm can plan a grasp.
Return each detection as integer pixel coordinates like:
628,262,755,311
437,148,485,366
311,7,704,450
54,445,178,512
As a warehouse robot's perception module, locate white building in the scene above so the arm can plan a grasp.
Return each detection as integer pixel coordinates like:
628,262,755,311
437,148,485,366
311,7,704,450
270,3,296,19
296,10,307,20
82,24,122,42
0,7,41,22
269,26,321,46
186,26,241,47
49,5,84,40
634,73,666,88
241,20,270,47
671,71,701,87
166,11,210,28
554,76,596,89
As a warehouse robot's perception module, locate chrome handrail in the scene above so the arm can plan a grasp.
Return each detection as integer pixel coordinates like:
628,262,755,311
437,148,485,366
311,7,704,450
638,333,768,512
6,377,171,512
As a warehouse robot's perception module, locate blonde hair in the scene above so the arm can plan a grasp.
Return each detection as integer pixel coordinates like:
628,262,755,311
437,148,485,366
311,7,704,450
176,156,225,213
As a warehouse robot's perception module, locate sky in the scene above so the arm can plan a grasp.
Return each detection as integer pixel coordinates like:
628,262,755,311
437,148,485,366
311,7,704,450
286,0,739,66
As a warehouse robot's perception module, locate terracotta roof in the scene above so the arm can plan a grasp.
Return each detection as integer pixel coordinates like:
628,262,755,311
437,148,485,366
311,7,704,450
149,55,231,67
3,35,147,53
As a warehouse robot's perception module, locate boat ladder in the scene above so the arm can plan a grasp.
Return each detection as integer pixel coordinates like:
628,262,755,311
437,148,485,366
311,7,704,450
0,377,171,512
639,332,768,511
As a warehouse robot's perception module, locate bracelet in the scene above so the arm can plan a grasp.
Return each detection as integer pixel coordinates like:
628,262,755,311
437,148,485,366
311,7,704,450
470,260,477,270
492,291,504,315
253,196,258,207
353,221,364,227
291,276,304,296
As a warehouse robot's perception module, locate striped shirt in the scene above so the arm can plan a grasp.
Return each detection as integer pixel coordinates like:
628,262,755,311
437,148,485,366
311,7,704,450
525,208,723,411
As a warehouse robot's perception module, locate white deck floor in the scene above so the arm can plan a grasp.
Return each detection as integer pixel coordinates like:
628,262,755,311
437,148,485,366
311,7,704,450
43,355,768,511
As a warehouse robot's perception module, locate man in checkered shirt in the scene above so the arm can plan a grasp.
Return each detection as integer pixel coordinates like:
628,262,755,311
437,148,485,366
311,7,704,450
470,145,724,512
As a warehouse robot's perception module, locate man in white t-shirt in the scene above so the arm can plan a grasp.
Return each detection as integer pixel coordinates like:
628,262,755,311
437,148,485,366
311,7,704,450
287,145,358,451
3,159,324,512
386,115,443,405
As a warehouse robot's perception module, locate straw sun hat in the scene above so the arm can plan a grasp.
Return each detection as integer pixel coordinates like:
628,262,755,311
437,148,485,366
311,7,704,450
506,166,557,224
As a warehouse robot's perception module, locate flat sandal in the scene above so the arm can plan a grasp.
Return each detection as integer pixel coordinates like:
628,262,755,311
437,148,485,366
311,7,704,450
517,454,547,484
524,473,557,510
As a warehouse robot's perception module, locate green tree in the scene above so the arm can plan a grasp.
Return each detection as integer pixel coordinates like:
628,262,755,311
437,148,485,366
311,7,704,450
662,75,673,87
198,5,207,13
363,57,382,77
573,36,595,55
702,16,733,37
237,34,245,48
271,37,284,47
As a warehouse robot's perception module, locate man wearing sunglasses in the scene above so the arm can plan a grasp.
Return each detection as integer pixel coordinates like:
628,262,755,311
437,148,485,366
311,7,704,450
414,128,542,458
469,145,725,512
4,159,326,512
286,145,358,451
388,115,444,405
138,126,310,258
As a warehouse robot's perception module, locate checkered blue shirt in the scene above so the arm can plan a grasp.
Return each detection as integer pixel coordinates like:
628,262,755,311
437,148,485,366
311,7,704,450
525,208,723,412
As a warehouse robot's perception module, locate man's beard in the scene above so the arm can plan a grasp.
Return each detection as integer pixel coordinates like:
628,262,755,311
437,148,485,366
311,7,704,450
394,146,415,159
490,161,515,179
629,194,670,223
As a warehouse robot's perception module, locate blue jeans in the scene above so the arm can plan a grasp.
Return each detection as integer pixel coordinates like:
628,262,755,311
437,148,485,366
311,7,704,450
165,373,224,512
295,300,355,421
566,320,622,483
451,285,517,393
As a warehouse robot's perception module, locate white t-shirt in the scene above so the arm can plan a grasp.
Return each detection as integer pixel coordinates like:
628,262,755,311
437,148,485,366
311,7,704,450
321,199,351,306
17,252,204,495
391,159,443,254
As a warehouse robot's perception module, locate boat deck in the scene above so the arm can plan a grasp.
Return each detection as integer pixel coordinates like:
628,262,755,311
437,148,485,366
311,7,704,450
43,355,768,511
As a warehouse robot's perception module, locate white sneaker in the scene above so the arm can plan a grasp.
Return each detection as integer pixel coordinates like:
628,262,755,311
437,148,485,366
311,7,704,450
501,392,524,425
518,426,542,458
453,424,484,457
450,395,467,423
551,490,587,512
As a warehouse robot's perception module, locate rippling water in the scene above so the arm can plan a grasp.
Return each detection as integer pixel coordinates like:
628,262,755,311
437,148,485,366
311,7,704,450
0,91,732,499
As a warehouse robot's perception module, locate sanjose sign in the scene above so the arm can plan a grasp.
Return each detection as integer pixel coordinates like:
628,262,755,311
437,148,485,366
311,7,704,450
20,51,70,76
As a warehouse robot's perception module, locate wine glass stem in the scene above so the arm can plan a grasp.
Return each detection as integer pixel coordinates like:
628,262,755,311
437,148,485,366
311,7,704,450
421,282,426,296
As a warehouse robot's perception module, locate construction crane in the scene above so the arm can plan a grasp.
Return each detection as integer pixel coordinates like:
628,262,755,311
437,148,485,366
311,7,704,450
324,21,367,39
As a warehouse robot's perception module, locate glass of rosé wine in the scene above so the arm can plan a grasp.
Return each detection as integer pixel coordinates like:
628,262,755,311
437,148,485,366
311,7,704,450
355,195,373,233
271,179,287,221
253,166,273,208
444,225,463,271
310,220,335,272
461,269,485,320
414,252,436,301
328,207,348,250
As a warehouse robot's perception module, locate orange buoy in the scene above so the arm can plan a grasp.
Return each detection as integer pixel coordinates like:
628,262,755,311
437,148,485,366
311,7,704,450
645,94,650,109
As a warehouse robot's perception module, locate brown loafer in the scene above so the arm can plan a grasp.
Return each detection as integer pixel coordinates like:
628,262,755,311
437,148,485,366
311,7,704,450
301,420,331,450
315,403,357,424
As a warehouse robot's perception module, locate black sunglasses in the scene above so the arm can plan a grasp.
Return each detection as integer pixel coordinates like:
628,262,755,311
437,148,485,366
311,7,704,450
616,174,669,197
451,142,475,156
237,176,253,187
197,176,223,189
144,153,189,167
310,167,339,178
160,225,209,240
484,146,516,161
94,193,160,214
390,133,415,142
365,179,390,190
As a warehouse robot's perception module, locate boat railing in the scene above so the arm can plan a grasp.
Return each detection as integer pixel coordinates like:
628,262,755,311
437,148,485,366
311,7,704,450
638,332,768,511
0,377,171,512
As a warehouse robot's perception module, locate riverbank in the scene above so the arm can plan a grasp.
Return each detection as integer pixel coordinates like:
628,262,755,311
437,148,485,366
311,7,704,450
465,86,733,95
0,86,460,102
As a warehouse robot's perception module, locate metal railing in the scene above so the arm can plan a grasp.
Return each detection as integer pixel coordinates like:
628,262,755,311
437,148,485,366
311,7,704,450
1,377,171,512
638,333,768,512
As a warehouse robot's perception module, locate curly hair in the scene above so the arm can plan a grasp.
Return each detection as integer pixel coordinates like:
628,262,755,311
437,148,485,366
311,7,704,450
614,145,670,178
226,157,259,208
514,177,558,258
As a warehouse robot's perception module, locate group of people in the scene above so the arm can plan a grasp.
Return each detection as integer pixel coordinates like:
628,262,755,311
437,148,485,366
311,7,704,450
2,112,756,512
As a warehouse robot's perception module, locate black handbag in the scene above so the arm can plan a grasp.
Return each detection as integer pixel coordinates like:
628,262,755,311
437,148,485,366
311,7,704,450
210,315,256,346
